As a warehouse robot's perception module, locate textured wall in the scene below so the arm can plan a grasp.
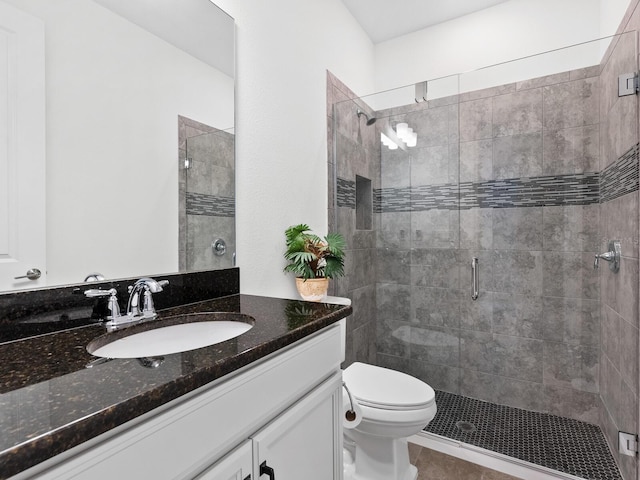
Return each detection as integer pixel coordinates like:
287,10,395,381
328,71,379,367
598,6,640,478
214,0,375,299
365,63,605,427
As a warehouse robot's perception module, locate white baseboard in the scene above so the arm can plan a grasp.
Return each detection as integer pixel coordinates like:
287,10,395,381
410,431,585,480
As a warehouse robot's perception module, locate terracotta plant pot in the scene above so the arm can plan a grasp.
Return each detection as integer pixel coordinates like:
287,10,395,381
295,277,329,302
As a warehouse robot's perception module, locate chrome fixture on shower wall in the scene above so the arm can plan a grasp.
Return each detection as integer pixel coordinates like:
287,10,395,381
356,109,376,126
212,238,227,256
594,240,621,273
471,257,479,300
618,72,638,96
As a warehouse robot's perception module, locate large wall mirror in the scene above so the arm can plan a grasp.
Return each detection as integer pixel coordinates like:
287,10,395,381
1,0,235,292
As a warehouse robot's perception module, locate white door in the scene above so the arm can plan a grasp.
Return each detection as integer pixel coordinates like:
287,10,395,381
252,374,343,480
0,1,46,292
195,441,253,480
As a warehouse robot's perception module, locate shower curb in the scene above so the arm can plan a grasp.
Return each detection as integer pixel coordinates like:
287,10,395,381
411,431,587,480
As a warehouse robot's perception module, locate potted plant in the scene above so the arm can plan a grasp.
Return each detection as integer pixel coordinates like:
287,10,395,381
283,224,346,301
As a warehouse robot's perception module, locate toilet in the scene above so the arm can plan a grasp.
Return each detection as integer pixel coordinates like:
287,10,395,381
342,362,437,480
323,296,436,480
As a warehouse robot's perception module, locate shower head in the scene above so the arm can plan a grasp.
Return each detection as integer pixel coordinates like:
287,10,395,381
357,109,376,126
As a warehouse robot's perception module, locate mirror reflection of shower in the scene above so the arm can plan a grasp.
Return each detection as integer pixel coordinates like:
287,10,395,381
179,115,236,272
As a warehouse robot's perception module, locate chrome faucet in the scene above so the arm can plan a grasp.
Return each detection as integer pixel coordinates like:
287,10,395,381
85,277,168,330
126,277,169,320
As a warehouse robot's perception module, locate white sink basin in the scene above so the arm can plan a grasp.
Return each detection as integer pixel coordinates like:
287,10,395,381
87,312,254,358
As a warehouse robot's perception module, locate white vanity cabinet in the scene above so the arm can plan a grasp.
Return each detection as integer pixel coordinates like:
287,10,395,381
251,375,341,479
15,323,344,480
197,375,341,480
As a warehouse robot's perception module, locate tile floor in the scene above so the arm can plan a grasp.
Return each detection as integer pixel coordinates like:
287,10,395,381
409,443,521,480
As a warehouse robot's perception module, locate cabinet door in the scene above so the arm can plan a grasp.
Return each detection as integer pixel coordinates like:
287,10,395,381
252,373,342,480
195,440,252,480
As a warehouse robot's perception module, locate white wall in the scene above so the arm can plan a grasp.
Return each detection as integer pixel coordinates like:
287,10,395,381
215,0,375,298
373,0,629,95
601,0,633,36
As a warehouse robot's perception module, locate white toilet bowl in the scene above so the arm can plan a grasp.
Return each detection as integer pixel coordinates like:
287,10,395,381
343,362,437,480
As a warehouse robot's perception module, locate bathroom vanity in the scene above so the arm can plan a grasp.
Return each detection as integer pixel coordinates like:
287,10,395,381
0,271,351,479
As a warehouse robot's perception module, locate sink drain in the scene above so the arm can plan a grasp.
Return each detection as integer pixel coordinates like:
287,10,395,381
455,421,476,433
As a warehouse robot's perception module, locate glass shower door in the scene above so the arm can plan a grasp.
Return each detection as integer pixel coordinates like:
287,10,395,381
332,31,639,480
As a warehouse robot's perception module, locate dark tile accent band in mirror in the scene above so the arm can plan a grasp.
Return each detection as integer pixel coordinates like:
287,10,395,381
186,192,236,217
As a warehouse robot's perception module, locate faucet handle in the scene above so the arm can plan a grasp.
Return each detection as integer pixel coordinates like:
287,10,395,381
84,288,114,298
142,285,156,316
84,288,120,320
594,240,621,273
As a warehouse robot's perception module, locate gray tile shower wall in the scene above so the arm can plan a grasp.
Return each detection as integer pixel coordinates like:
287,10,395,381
333,55,635,432
369,62,607,429
327,71,378,367
598,11,640,480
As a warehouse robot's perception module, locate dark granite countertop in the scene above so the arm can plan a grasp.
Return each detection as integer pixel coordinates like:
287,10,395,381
0,294,351,479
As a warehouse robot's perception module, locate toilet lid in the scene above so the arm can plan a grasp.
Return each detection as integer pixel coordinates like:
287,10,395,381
343,362,435,411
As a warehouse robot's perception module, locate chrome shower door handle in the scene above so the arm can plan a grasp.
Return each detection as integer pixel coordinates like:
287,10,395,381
471,257,479,301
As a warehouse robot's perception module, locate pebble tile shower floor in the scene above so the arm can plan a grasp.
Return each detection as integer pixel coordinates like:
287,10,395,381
424,391,622,480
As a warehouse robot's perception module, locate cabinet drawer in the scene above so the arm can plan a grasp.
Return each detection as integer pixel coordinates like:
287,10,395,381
27,324,342,480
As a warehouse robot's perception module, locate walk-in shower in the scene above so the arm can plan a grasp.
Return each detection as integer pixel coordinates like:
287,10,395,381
329,30,639,480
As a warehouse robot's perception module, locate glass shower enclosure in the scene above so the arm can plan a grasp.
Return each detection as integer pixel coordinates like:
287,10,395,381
331,32,639,479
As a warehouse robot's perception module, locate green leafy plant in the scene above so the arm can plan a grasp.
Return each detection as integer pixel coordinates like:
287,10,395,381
284,224,346,280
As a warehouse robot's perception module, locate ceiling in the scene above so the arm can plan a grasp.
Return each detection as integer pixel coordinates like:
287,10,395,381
341,0,512,44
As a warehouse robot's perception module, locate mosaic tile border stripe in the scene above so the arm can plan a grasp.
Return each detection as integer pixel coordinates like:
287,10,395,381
426,390,622,480
336,145,638,211
600,143,639,203
365,173,600,212
186,192,235,217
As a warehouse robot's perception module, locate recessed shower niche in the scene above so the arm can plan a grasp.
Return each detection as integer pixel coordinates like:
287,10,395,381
355,175,372,230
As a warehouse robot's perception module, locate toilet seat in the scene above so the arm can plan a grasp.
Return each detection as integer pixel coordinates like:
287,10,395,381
343,362,435,411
